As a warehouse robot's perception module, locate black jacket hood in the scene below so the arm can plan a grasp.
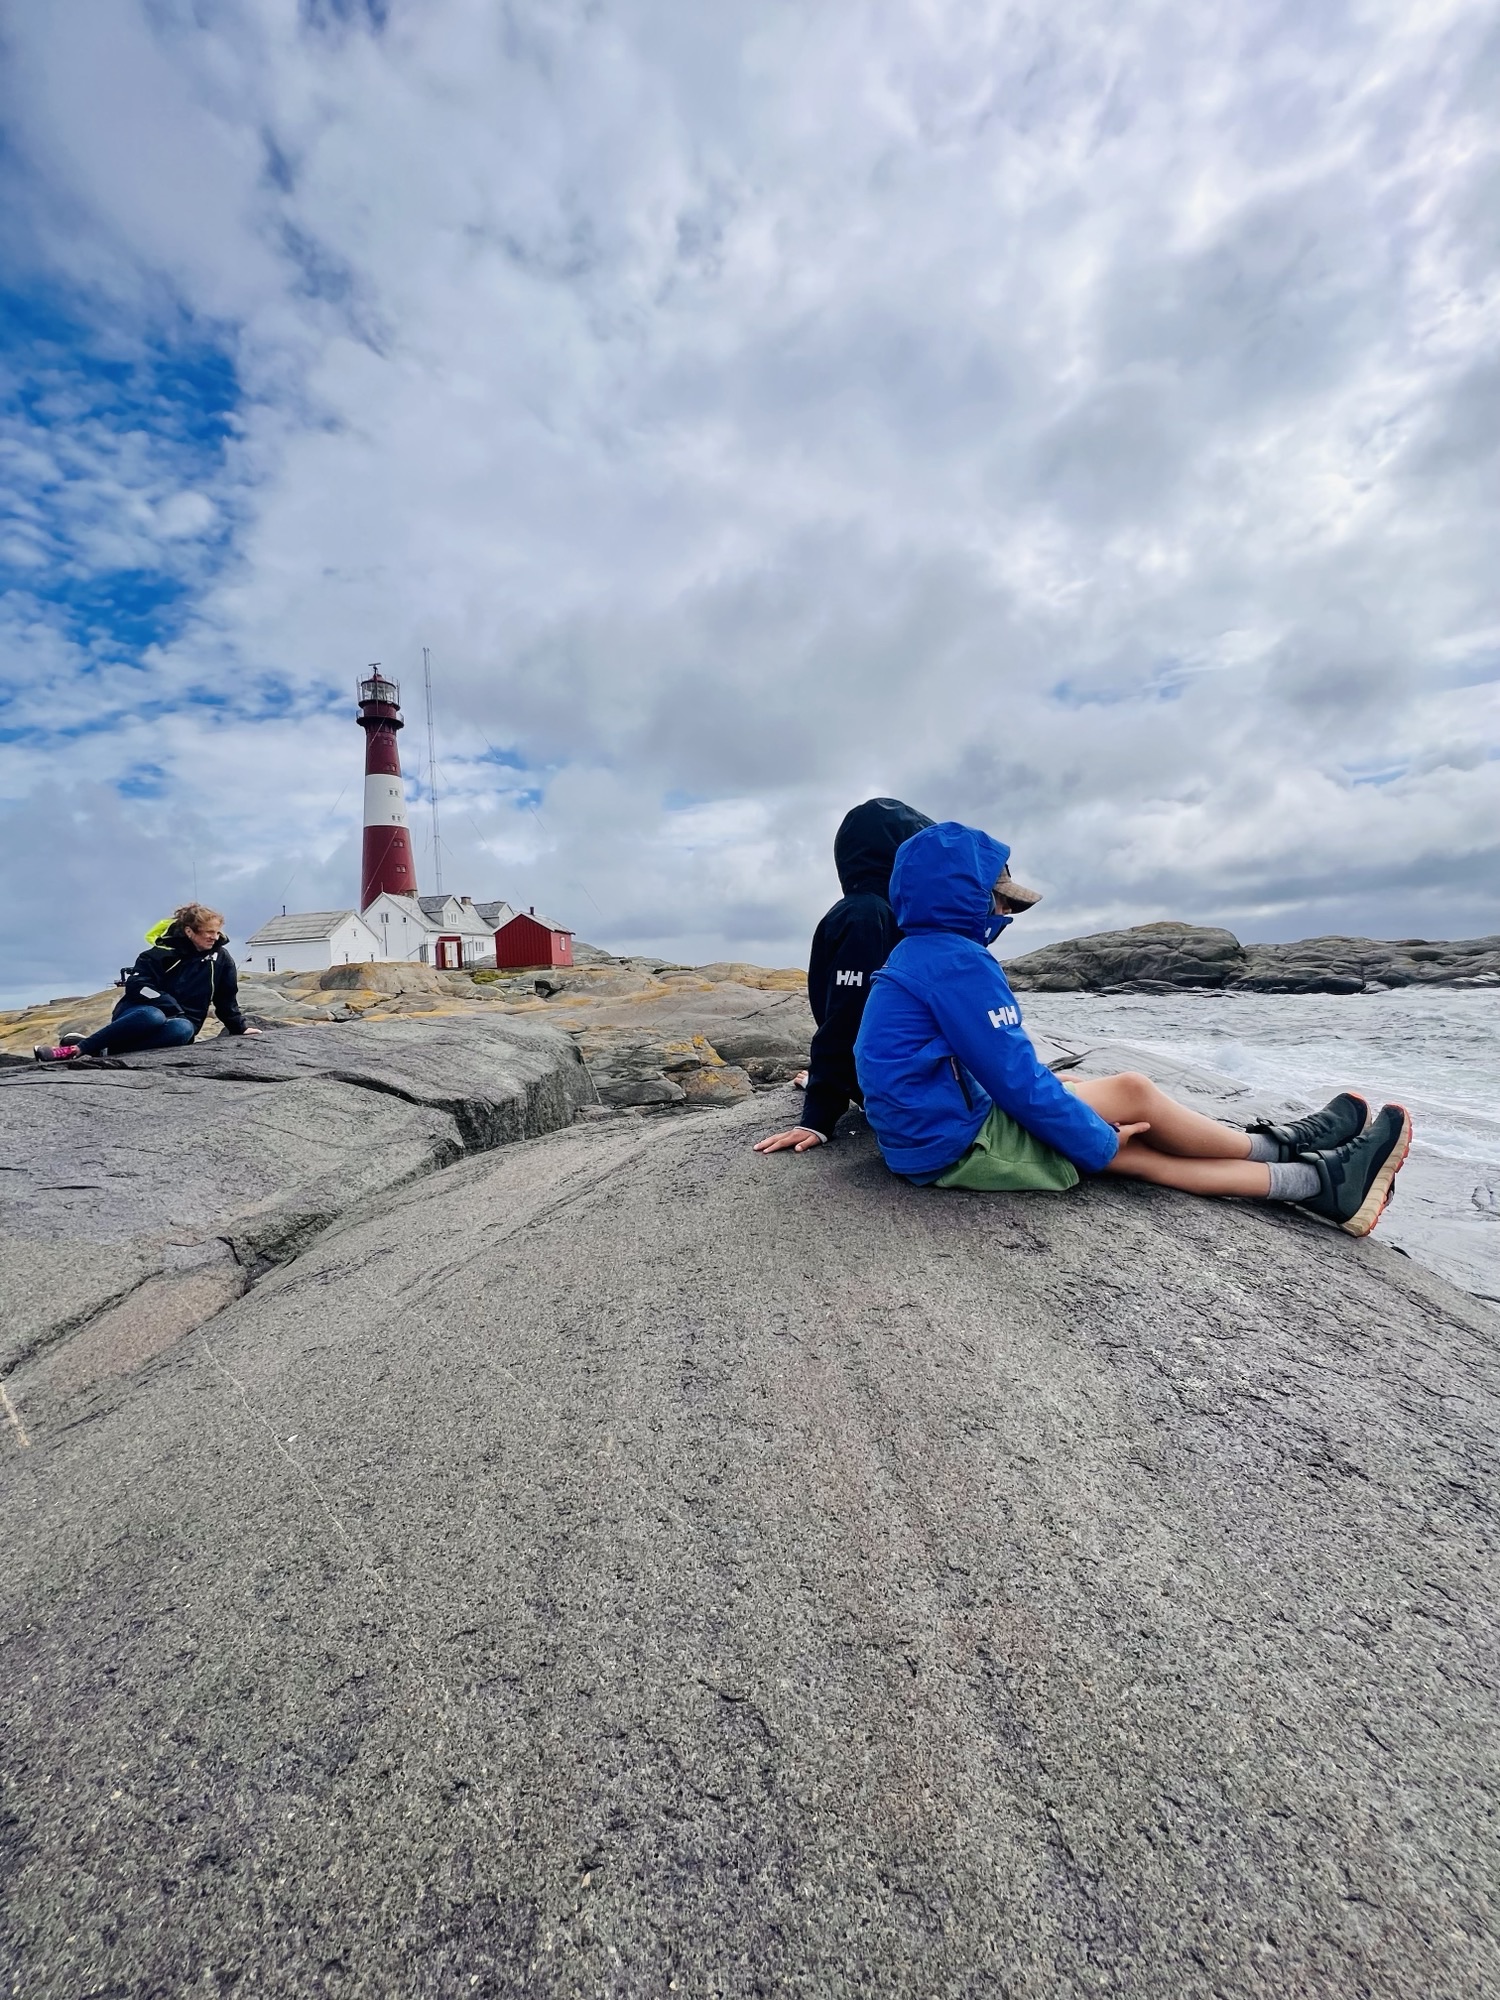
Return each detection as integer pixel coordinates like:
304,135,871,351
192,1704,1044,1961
833,798,934,898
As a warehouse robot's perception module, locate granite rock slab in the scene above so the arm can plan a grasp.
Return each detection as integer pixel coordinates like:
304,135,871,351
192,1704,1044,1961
2,1092,1495,1996
0,1017,588,1396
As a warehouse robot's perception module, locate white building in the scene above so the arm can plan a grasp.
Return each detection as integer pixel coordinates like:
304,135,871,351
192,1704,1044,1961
242,910,384,975
361,892,516,969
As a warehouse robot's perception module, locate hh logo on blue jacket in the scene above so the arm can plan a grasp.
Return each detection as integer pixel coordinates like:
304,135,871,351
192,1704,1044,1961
853,821,1119,1180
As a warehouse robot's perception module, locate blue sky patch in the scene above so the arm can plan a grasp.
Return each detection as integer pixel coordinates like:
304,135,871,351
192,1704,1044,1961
0,284,241,663
476,740,532,771
116,762,171,799
1050,674,1183,708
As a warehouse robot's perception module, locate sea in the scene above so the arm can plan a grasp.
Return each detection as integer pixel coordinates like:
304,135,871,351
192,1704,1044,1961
1020,987,1500,1306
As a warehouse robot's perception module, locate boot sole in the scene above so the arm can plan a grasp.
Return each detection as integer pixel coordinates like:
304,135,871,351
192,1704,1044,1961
1341,1106,1412,1237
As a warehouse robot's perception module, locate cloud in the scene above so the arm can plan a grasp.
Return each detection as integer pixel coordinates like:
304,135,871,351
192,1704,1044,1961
1,0,1498,1003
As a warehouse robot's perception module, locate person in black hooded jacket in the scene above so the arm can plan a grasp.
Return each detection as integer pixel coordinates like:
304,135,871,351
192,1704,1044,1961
755,797,932,1153
33,902,259,1062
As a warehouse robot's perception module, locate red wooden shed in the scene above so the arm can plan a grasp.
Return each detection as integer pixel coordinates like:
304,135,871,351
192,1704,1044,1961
494,907,574,970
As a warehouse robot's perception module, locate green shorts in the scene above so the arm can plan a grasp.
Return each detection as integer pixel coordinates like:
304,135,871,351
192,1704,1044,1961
930,1103,1080,1193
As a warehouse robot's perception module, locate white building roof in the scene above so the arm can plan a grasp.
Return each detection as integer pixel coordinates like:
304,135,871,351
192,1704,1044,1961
373,893,506,933
246,910,360,944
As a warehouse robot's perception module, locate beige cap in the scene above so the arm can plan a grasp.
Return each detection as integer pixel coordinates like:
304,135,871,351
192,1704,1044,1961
993,867,1042,911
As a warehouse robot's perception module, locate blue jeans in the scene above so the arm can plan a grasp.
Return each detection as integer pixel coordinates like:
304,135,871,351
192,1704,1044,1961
74,1005,197,1057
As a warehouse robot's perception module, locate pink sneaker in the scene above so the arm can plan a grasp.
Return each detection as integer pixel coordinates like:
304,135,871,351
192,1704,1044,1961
33,1044,82,1064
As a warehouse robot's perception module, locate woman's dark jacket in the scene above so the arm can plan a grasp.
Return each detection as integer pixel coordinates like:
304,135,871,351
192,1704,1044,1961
800,797,933,1138
117,926,248,1037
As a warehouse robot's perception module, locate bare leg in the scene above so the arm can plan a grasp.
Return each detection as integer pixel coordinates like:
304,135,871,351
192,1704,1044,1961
1104,1136,1270,1198
1066,1072,1255,1160
1064,1070,1271,1198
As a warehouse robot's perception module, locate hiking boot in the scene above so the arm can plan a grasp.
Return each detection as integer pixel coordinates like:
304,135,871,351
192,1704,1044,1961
33,1044,82,1064
1296,1104,1412,1237
1249,1092,1369,1162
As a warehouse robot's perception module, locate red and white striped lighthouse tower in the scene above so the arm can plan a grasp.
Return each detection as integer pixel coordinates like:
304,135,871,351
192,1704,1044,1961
357,665,419,909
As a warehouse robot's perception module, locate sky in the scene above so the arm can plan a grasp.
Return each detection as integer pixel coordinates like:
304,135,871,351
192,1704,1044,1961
2,0,1498,1004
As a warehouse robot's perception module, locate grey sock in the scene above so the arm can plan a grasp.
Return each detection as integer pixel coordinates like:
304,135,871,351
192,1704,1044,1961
1245,1131,1280,1163
1266,1160,1320,1202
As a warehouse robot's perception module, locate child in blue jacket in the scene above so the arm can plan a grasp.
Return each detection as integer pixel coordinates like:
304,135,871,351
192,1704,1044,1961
853,822,1411,1239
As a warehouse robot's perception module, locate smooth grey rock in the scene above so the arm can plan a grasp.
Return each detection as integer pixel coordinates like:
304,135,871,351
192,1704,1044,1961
562,994,816,1112
0,1017,587,1388
709,1024,812,1067
532,966,659,999
1,1096,1495,1996
1236,933,1500,992
1007,922,1247,993
596,1076,687,1106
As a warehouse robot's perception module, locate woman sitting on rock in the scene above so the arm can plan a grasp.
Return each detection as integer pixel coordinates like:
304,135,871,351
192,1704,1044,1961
852,822,1411,1238
34,903,260,1063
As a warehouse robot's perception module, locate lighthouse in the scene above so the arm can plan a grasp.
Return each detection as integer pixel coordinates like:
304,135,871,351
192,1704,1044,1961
356,665,419,908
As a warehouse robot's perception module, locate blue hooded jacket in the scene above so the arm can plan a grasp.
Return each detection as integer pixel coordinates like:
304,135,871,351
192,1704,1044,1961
854,822,1118,1180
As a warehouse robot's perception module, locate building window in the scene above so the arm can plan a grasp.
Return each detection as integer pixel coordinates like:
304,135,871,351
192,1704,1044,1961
267,956,276,972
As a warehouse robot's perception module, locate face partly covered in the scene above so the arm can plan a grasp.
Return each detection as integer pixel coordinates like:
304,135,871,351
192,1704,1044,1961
991,869,1041,918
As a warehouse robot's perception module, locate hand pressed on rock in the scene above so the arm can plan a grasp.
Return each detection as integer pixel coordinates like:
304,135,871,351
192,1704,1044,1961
754,1126,826,1154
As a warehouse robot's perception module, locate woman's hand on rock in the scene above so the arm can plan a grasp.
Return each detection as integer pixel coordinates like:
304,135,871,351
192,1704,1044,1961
754,1126,826,1153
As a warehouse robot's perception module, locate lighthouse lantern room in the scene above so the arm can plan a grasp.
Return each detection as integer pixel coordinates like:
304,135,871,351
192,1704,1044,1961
357,665,420,909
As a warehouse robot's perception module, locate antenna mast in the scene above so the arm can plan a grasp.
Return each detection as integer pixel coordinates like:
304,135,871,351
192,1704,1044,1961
422,645,442,893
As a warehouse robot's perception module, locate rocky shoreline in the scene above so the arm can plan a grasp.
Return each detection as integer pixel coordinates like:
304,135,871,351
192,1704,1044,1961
0,954,815,1111
9,925,1496,1068
1004,920,1500,994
